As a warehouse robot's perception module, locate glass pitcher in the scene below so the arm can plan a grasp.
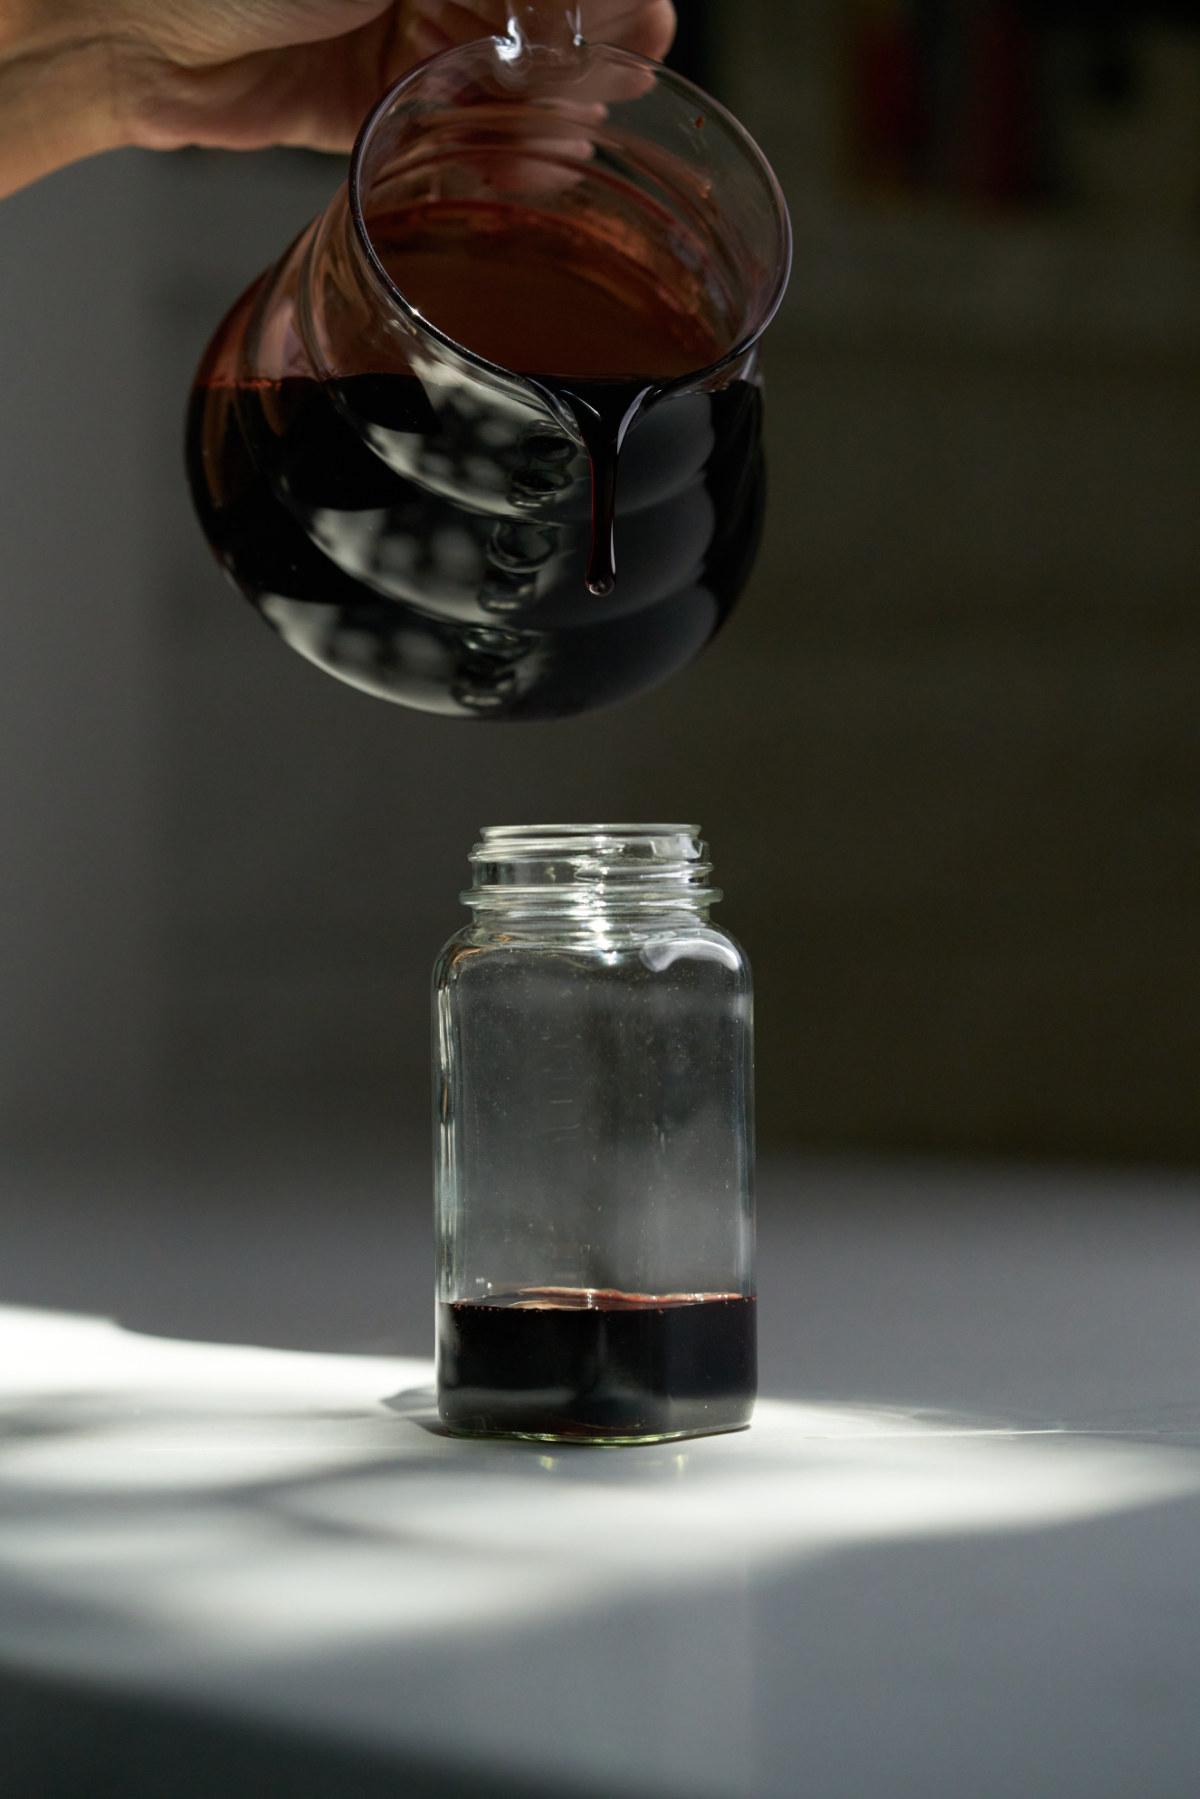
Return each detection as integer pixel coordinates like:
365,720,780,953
187,18,791,720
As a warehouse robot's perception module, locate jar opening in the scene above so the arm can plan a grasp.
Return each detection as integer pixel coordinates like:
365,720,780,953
466,822,720,911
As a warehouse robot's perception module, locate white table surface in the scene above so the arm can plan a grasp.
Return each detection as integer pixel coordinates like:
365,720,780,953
2,1148,1200,1798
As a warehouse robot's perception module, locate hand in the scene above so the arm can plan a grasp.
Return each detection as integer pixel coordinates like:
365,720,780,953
0,1,675,198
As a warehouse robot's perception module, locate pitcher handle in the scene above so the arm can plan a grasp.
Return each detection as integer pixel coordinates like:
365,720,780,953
504,4,584,58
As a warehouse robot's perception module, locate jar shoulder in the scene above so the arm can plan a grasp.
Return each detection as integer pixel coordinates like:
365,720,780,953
433,919,751,988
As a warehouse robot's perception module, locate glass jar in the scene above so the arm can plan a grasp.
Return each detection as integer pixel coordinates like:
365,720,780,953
433,824,755,1443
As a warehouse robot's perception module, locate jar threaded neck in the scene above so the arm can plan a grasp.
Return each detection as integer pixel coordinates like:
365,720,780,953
464,823,720,913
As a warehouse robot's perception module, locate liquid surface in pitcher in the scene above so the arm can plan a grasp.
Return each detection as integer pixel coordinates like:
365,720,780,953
373,200,719,379
373,200,726,596
188,199,765,720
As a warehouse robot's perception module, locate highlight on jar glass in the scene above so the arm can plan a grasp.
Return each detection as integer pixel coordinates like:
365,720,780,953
433,824,755,1444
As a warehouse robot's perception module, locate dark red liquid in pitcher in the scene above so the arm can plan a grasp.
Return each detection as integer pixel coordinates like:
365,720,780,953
438,1288,756,1440
187,201,765,720
373,202,726,598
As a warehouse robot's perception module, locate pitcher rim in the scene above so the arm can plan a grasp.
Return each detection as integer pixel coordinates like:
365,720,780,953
346,37,793,399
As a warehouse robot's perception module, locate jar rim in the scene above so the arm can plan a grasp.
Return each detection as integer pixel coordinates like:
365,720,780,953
466,822,719,910
479,822,700,838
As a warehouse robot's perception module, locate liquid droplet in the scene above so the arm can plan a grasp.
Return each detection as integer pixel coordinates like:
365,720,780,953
558,383,654,602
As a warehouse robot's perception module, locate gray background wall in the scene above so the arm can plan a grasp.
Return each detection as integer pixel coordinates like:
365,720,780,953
1,0,1197,1162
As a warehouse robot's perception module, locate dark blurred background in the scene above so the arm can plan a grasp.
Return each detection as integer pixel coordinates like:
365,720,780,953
2,0,1198,1169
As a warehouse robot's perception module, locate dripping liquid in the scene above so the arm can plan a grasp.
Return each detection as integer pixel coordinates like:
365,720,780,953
437,1287,756,1442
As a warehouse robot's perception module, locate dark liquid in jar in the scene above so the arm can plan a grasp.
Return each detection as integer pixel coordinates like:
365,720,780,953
186,202,765,721
437,1287,756,1441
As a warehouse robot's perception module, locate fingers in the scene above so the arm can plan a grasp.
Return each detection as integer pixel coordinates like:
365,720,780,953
580,0,674,60
0,0,676,194
114,0,399,65
117,0,676,161
405,1,508,64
